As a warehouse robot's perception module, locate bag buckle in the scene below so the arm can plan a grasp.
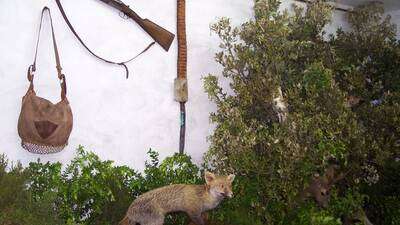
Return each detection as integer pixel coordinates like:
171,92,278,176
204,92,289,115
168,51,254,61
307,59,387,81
27,65,35,81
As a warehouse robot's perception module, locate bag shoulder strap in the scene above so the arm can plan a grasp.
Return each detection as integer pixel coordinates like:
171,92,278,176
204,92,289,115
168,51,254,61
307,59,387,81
28,7,67,100
55,0,155,78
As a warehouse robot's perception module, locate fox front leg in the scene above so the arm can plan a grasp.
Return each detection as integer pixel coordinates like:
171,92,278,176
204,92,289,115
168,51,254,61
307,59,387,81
189,213,205,225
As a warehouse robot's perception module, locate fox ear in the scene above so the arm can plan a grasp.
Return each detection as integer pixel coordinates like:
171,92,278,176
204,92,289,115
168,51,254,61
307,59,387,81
205,171,216,184
227,174,235,183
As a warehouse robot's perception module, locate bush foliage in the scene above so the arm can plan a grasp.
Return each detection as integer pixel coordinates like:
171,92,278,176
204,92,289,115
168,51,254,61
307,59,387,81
0,155,63,225
0,1,399,225
203,0,399,224
0,147,201,225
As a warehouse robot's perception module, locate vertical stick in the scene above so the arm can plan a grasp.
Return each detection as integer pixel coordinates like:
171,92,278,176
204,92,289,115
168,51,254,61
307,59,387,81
177,0,187,154
179,102,186,153
177,0,187,80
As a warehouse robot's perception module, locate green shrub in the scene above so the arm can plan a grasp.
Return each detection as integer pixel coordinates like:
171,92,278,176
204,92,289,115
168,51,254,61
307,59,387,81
361,159,400,225
204,0,399,224
1,1,399,225
0,147,203,225
0,154,63,225
24,146,201,225
28,146,141,225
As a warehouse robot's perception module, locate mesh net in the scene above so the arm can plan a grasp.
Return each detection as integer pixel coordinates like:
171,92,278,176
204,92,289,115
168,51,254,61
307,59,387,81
22,141,66,154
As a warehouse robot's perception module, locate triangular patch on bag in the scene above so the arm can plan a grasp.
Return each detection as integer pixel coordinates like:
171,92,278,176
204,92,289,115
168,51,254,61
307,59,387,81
34,120,58,139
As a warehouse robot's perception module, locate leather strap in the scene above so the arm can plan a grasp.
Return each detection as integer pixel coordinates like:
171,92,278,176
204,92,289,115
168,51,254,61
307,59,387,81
29,7,67,100
55,0,155,78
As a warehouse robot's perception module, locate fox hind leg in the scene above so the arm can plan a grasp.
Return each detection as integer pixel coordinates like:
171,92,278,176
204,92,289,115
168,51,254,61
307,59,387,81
140,214,164,225
149,216,164,225
126,206,164,225
141,219,163,225
127,218,140,225
123,215,140,225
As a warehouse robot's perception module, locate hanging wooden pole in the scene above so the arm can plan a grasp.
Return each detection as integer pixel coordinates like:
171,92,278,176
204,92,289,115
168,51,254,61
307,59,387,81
294,0,352,12
175,0,188,154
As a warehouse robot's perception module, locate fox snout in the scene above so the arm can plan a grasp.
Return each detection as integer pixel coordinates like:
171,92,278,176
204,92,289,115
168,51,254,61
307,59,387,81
217,184,234,198
220,187,234,198
218,190,233,198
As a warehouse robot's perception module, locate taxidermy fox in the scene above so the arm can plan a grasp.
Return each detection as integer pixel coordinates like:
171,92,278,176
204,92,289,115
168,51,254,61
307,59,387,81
119,171,235,225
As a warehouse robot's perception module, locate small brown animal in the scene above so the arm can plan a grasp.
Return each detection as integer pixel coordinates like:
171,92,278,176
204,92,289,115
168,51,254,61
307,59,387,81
300,165,345,208
119,171,235,225
299,166,374,225
343,209,374,225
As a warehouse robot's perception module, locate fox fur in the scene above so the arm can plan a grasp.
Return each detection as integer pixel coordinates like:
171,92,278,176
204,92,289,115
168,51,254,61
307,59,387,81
119,171,235,225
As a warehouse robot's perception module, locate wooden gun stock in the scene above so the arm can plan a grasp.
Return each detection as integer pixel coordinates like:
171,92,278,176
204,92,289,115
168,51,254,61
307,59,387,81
135,17,175,52
100,0,175,51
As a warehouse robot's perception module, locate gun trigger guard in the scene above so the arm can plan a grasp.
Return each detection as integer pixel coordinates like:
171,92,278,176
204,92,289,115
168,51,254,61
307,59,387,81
118,11,129,20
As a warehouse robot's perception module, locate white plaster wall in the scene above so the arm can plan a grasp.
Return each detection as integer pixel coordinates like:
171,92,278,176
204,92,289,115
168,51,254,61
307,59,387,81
0,0,253,170
387,9,400,38
0,0,353,170
281,0,350,35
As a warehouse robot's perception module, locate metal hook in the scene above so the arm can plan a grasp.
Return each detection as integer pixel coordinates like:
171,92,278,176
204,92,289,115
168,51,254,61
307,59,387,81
59,74,66,83
27,65,35,82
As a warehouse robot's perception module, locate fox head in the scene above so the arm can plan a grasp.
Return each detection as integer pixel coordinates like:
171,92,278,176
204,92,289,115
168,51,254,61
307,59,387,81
205,171,235,199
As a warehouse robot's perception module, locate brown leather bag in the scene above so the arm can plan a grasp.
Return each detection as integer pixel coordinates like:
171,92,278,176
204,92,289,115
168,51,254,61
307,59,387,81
18,7,73,154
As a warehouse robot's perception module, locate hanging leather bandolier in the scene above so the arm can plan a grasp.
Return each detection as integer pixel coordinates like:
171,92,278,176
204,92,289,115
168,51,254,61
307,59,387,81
175,0,188,154
55,0,175,78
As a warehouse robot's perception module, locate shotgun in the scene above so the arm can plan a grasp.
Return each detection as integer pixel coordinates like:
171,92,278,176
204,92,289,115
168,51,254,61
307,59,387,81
97,0,175,51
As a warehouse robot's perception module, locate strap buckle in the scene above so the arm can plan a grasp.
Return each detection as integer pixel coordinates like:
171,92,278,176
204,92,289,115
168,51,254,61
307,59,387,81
59,74,65,83
59,74,67,97
27,65,35,82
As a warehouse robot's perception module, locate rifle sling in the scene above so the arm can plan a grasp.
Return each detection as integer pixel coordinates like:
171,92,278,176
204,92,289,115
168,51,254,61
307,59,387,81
55,0,155,78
